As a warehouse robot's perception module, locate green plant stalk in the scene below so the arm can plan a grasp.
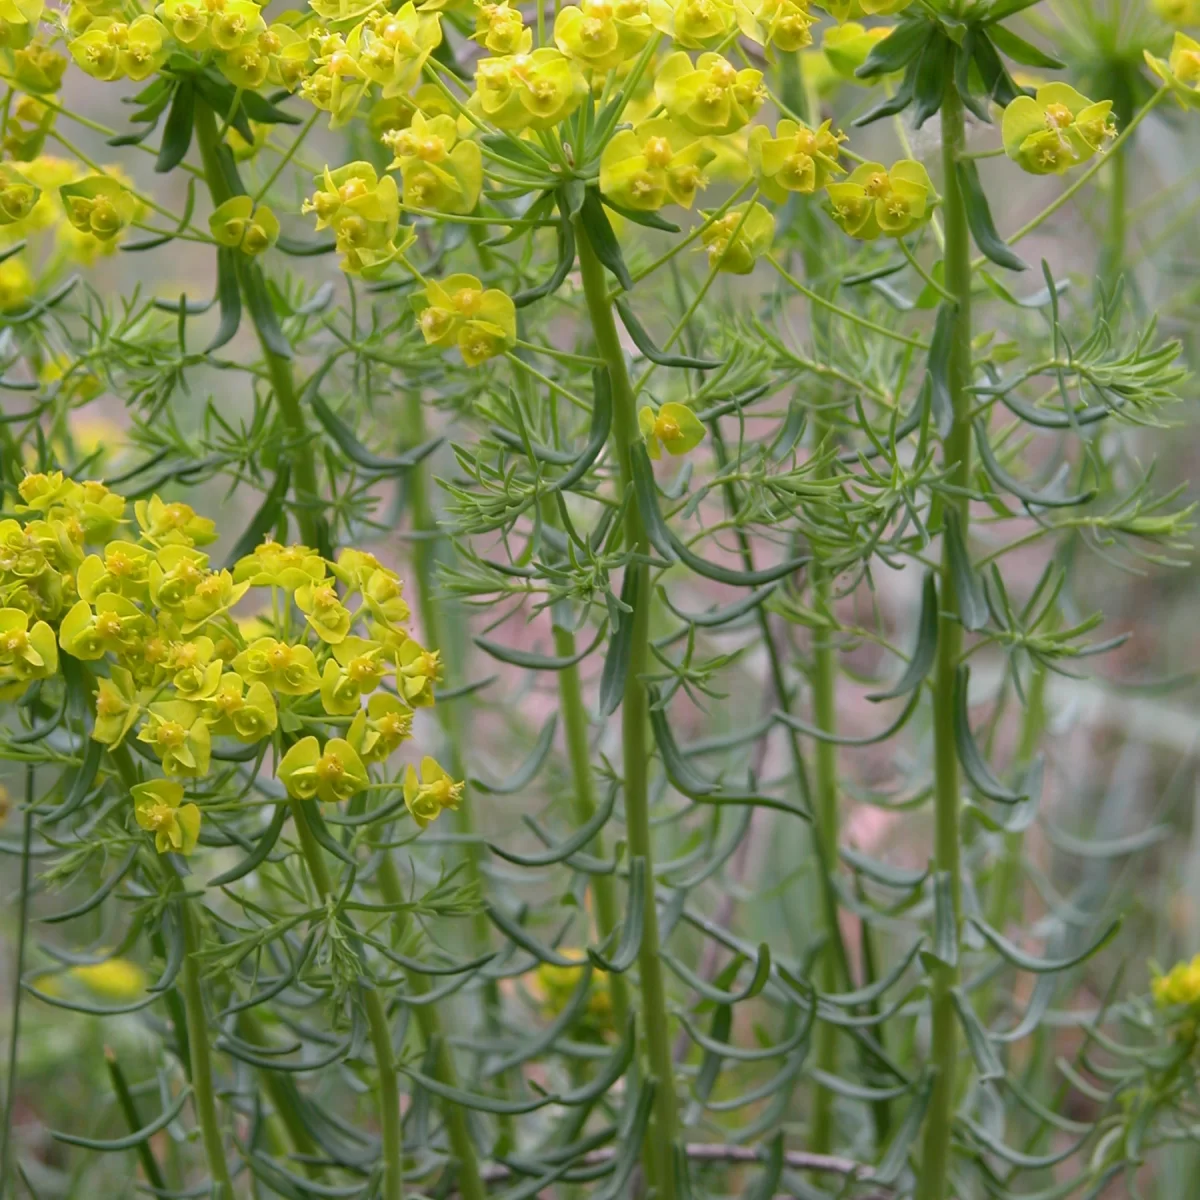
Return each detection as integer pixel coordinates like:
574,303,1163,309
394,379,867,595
192,101,322,551
179,896,235,1197
0,778,32,1197
397,389,513,1149
552,622,631,1031
574,215,678,1200
374,849,486,1200
105,1048,168,1193
289,800,405,1200
916,80,973,1200
236,1010,324,1177
986,661,1046,935
102,739,233,1197
1102,142,1127,287
809,538,841,1154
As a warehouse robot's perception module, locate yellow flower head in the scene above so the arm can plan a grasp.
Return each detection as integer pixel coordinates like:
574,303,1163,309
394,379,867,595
654,51,765,136
411,273,516,366
132,778,202,854
638,402,706,460
699,199,774,272
827,158,935,239
278,735,369,804
749,117,844,202
1001,84,1116,175
403,755,462,827
600,118,714,212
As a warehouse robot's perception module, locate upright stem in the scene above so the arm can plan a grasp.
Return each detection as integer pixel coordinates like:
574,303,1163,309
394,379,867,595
374,849,487,1200
809,503,841,1154
290,801,405,1200
1101,142,1127,288
179,898,234,1197
553,621,630,1031
0,778,32,1196
192,101,322,551
574,215,678,1200
917,80,973,1200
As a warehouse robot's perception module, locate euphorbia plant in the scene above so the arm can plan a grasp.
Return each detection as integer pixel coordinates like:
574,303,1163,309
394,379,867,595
1,0,1199,1196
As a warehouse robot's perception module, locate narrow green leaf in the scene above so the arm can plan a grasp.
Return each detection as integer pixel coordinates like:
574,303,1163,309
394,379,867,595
41,847,138,925
969,914,1122,974
51,1086,192,1151
971,30,1028,108
973,419,1095,509
958,160,1028,272
875,1068,934,1184
579,187,632,291
776,687,921,746
473,714,558,795
943,508,988,631
592,1080,655,1200
155,79,193,174
475,623,606,671
926,301,956,437
514,213,575,308
587,857,645,973
953,665,1026,804
309,382,441,473
869,570,938,700
929,869,958,968
599,565,638,717
491,782,617,868
207,804,288,888
856,15,932,78
614,298,723,370
206,246,241,353
989,23,1065,68
105,1055,166,1191
746,1133,784,1200
840,845,930,890
630,442,810,586
237,258,290,359
912,35,950,128
952,987,1003,1080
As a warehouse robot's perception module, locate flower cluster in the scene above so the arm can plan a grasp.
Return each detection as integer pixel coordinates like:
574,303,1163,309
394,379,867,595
3,473,461,856
1001,84,1117,175
1153,954,1200,1008
412,273,517,366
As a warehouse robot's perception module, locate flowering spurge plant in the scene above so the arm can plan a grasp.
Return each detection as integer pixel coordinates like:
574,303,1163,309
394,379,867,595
0,0,1198,1195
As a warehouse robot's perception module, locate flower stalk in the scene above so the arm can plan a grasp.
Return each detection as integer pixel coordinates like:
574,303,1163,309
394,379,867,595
916,77,974,1200
574,213,678,1200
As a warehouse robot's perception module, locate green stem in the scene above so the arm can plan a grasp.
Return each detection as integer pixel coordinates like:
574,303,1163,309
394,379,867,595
986,661,1046,936
398,390,505,1031
105,1049,168,1193
917,80,973,1200
289,801,405,1200
574,215,678,1200
192,100,323,551
374,851,487,1200
0,774,32,1196
552,621,630,1032
809,548,841,1154
1100,140,1127,288
179,897,235,1197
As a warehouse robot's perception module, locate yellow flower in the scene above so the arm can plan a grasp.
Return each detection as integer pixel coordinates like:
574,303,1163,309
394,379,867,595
822,20,891,78
827,159,935,239
749,117,844,202
699,200,774,272
70,957,147,999
132,778,202,855
654,51,765,136
209,196,279,256
555,0,652,69
384,113,483,215
203,672,278,742
137,700,211,777
397,637,442,706
1153,0,1200,27
472,48,587,132
1153,954,1200,1007
648,0,736,49
0,606,57,698
134,495,217,547
599,118,713,211
639,402,706,460
347,692,413,763
1001,84,1116,175
411,273,516,366
0,256,32,311
233,637,323,696
278,735,369,804
69,15,168,82
403,755,462,827
233,539,326,590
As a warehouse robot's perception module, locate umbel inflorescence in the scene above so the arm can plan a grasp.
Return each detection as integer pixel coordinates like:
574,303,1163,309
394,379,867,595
1,470,460,842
